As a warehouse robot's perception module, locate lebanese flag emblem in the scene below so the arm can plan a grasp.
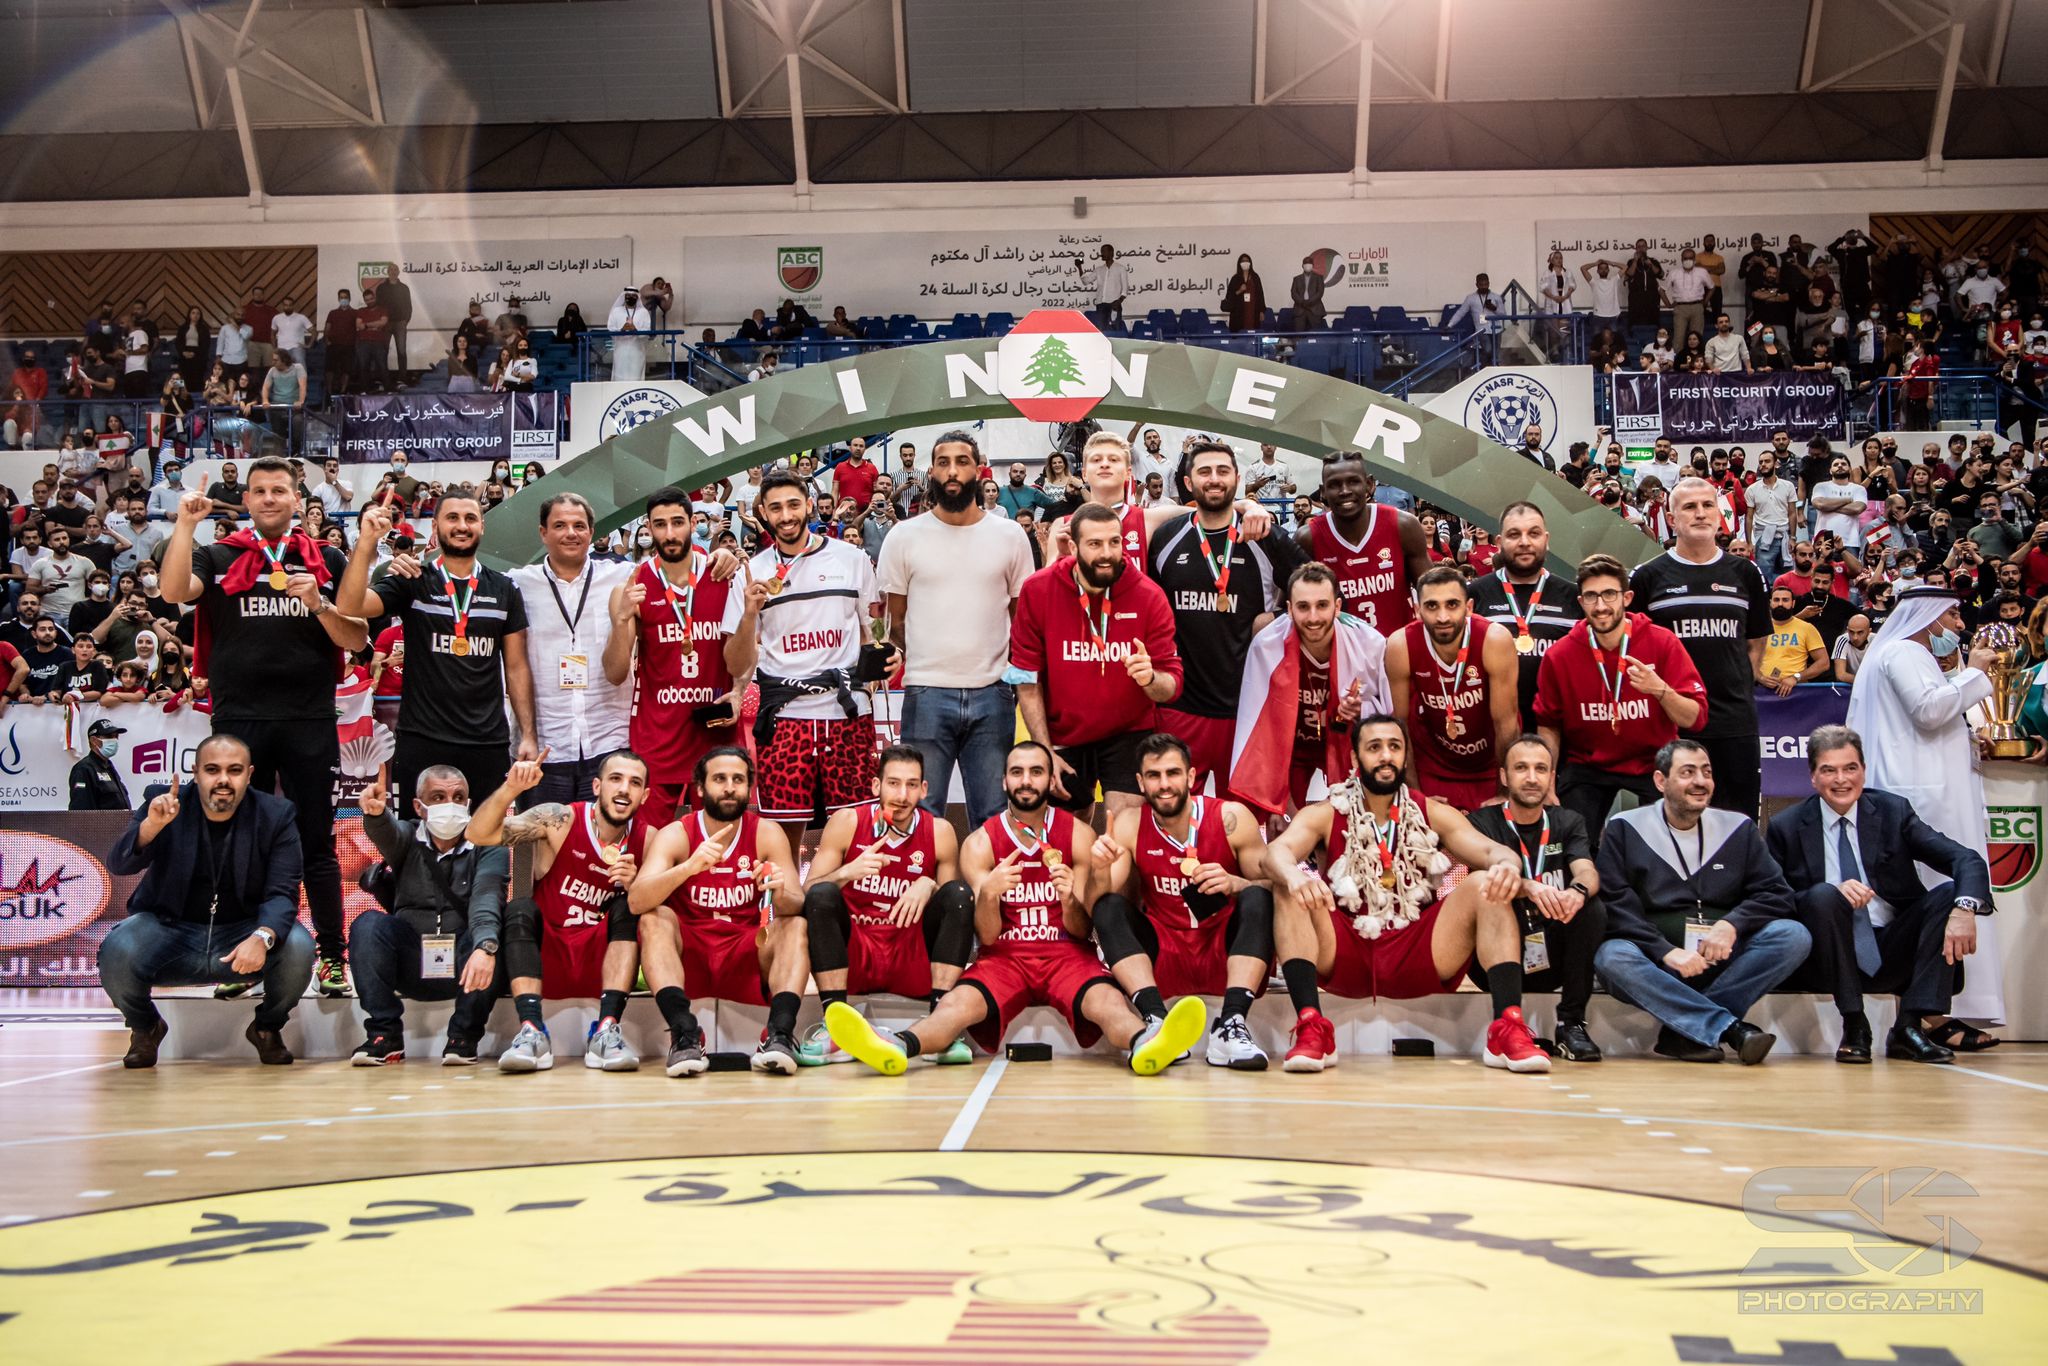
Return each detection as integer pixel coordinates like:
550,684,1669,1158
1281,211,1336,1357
998,309,1112,422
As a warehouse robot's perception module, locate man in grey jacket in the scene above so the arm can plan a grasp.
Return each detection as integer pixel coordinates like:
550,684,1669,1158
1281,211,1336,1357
347,764,510,1065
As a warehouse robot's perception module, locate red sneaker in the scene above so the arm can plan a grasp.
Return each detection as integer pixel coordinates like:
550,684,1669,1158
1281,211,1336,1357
1283,1007,1337,1073
1483,1005,1551,1073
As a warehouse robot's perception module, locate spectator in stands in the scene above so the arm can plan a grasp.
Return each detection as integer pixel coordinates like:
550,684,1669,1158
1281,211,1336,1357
737,308,770,344
28,524,88,618
1580,258,1625,336
1703,313,1748,373
1621,241,1665,348
1759,586,1828,694
1446,273,1503,337
824,306,862,340
1076,244,1132,328
1035,450,1083,515
1223,254,1265,332
1831,614,1872,680
447,334,480,393
1538,250,1576,339
355,286,391,392
1751,326,1791,372
831,437,879,509
260,349,307,447
640,277,675,325
497,337,538,392
1968,490,2025,560
16,615,67,699
454,301,491,359
323,288,356,396
1957,260,2004,326
379,266,415,380
996,462,1050,520
553,301,589,346
101,732,316,1068
1797,284,1842,358
241,287,277,373
1290,255,1327,331
1667,247,1712,350
608,287,651,381
747,350,780,383
772,298,815,340
273,297,312,369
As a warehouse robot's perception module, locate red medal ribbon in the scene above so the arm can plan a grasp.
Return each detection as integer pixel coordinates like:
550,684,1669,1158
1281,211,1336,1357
1592,627,1631,733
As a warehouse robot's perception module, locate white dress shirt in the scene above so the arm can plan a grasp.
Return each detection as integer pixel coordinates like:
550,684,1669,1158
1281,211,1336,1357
510,555,635,763
1819,802,1893,927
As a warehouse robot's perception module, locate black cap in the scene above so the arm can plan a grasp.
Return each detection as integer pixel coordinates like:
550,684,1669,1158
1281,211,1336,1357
87,720,126,740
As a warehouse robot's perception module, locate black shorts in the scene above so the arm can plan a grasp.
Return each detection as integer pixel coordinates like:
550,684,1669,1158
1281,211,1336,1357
1052,729,1145,812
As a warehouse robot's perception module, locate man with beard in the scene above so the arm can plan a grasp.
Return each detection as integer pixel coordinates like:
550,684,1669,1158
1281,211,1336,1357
1087,733,1285,1070
1594,740,1808,1065
341,496,539,805
1229,564,1386,817
878,430,1036,827
1469,502,1581,730
100,734,316,1067
1630,477,1773,818
1758,586,1829,694
604,486,737,820
1295,451,1431,634
795,745,976,1066
1148,440,1303,788
1012,502,1183,823
1387,566,1520,809
1267,716,1547,1074
1536,555,1707,841
723,469,883,849
1051,431,1271,576
1464,735,1608,1062
467,749,655,1073
823,741,1210,1075
158,456,365,998
631,747,809,1076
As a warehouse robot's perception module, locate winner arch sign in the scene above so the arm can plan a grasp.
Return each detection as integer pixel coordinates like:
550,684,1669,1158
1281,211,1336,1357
479,310,1648,574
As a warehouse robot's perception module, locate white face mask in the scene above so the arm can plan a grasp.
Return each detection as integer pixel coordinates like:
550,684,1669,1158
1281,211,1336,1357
141,573,159,591
422,802,471,841
89,582,109,599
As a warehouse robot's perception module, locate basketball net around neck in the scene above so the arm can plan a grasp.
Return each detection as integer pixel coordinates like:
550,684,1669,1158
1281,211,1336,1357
1327,778,1447,939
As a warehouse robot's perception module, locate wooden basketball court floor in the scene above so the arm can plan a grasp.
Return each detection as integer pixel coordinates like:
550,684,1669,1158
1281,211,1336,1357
2,992,2044,1364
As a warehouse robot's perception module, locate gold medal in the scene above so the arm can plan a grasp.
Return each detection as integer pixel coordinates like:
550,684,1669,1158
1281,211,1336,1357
1379,871,1397,890
1178,855,1200,877
451,636,471,657
267,570,288,591
1043,848,1063,869
1515,632,1536,653
765,577,786,595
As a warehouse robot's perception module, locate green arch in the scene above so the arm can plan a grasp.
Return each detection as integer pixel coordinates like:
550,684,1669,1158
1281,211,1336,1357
479,338,1651,575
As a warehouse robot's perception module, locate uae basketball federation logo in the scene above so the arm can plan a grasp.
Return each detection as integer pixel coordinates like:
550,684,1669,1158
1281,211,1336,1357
601,387,686,441
1465,371,1559,451
998,309,1114,422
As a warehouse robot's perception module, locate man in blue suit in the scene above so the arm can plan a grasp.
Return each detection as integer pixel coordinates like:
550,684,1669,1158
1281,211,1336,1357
1766,724,1990,1065
100,733,315,1068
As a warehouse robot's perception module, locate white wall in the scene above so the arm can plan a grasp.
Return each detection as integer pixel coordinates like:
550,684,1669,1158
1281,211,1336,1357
2,159,2041,330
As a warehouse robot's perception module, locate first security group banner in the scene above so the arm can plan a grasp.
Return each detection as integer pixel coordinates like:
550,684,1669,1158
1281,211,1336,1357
337,392,558,464
1611,370,1845,444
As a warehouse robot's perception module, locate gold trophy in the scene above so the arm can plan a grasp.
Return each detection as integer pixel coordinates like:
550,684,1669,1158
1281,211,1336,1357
1975,623,2036,759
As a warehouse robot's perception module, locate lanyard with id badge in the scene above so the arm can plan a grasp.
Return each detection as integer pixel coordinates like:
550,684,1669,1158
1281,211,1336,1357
546,566,596,692
420,852,476,980
1663,817,1716,954
1512,813,1551,972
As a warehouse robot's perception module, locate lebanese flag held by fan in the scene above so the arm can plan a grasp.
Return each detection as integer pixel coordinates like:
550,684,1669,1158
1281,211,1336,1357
1227,614,1389,817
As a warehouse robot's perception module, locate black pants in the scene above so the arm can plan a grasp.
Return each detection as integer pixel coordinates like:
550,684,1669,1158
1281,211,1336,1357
217,714,343,959
1468,897,1608,1024
347,910,505,1041
390,324,409,374
392,731,512,810
1558,764,1658,849
1696,732,1761,819
1786,882,1960,1016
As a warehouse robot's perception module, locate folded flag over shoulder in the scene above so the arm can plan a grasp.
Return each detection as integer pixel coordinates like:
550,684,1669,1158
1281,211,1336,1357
1228,614,1389,817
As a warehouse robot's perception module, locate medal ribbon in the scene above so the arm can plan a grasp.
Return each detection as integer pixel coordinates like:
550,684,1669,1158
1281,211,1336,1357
1002,811,1051,859
1500,568,1548,640
1436,617,1475,714
1592,626,1631,732
872,804,916,846
439,559,477,640
660,555,697,635
1157,797,1203,864
1197,518,1239,603
1511,809,1550,882
257,537,290,585
772,533,815,591
1075,569,1111,671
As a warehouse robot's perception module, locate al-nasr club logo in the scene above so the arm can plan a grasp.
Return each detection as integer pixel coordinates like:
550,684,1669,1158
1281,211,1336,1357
997,309,1114,423
1986,805,2039,891
778,246,823,293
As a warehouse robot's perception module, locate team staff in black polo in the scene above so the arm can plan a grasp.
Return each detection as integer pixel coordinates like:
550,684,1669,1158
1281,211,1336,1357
1629,476,1772,818
157,454,368,997
1468,501,1581,731
339,496,538,805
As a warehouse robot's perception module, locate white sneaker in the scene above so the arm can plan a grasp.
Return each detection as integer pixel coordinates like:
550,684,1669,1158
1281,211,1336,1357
796,1019,852,1067
1205,1015,1269,1071
584,1019,639,1071
498,1022,554,1073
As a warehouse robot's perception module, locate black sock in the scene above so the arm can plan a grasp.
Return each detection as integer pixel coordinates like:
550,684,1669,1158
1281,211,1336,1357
821,988,849,1010
515,993,543,1027
1220,986,1254,1024
598,989,627,1024
1487,962,1524,1018
1721,1022,1748,1049
768,991,800,1036
655,987,696,1041
1842,1008,1869,1030
928,988,945,1010
894,1029,922,1058
1132,985,1166,1021
1280,958,1321,1014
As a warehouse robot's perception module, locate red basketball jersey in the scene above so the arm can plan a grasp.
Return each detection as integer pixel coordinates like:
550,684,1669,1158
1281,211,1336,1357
1118,502,1150,577
1400,618,1498,780
629,555,734,785
676,810,768,925
533,803,651,984
1309,507,1412,631
981,808,1080,946
840,802,940,926
1133,798,1241,930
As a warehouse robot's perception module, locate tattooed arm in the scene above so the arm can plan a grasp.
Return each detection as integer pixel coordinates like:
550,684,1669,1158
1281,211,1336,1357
464,754,567,852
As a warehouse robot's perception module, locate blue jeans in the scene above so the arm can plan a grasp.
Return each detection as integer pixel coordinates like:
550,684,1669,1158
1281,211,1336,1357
99,912,315,1032
1754,530,1788,585
901,683,1014,828
348,909,502,1041
1594,918,1812,1048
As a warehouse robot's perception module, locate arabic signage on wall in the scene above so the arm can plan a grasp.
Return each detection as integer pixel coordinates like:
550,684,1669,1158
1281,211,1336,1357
1611,369,1845,443
315,238,631,367
683,222,1487,326
1532,215,1867,320
336,392,558,463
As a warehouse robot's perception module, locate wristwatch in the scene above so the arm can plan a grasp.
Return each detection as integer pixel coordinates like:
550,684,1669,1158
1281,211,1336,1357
1569,881,1593,899
1952,897,1985,915
476,940,499,955
253,927,277,949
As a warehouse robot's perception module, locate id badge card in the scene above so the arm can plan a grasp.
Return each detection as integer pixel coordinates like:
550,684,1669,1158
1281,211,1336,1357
1522,930,1550,973
1682,919,1713,954
557,653,590,690
422,934,457,980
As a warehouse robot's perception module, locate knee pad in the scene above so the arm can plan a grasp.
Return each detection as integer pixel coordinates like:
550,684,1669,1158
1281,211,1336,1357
802,882,851,973
1090,893,1151,965
1226,886,1276,963
502,897,543,981
604,893,638,944
922,879,976,968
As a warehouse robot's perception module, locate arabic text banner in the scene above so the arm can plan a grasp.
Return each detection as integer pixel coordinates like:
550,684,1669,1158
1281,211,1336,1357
337,392,557,464
682,223,1488,326
1533,214,1866,318
1612,370,1845,445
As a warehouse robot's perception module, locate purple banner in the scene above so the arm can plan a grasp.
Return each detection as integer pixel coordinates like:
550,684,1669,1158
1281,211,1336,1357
1613,370,1845,444
1757,683,1851,799
338,392,557,463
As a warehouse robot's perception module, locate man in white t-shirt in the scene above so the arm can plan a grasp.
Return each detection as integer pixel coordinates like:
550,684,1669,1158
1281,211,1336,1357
877,429,1035,827
723,467,883,847
1130,427,1173,490
1744,449,1799,584
1579,258,1626,331
120,316,152,398
1956,266,2004,321
1078,244,1131,327
1243,444,1296,503
27,526,88,617
1703,313,1750,373
272,300,314,367
1809,455,1869,549
217,320,252,376
1638,438,1684,495
1666,249,1714,351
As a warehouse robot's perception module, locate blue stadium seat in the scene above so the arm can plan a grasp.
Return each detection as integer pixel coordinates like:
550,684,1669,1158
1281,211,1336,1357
984,312,1015,334
1375,306,1415,330
951,313,983,337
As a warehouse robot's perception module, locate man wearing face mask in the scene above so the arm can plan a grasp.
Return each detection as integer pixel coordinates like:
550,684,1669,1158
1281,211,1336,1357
1956,261,2005,323
323,289,357,396
68,719,131,810
347,765,509,1065
1668,249,1712,351
147,457,188,520
1290,255,1327,332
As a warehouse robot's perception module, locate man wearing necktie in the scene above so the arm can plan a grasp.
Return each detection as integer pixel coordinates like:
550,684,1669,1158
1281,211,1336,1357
1765,725,1990,1065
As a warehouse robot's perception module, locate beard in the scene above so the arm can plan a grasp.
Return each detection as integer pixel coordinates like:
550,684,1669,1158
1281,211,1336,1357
931,476,977,514
1147,788,1189,821
1077,554,1122,590
1007,784,1047,814
655,535,692,562
1194,482,1235,513
1359,761,1403,796
701,790,749,822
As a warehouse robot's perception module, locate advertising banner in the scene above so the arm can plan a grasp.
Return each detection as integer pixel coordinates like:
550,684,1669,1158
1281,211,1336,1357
683,222,1488,327
1420,365,1596,470
1611,370,1844,444
1755,684,1850,798
566,379,707,458
337,392,558,464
